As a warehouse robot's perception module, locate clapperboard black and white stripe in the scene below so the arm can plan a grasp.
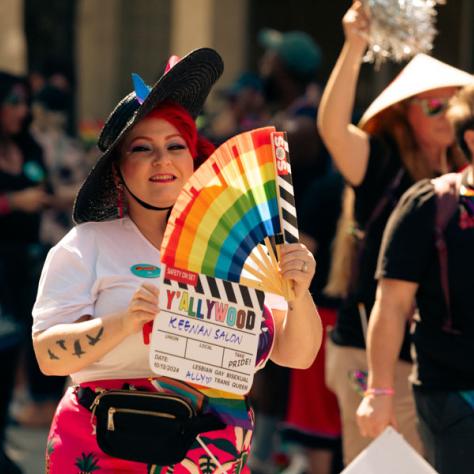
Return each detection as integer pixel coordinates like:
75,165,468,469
274,132,299,244
163,274,265,311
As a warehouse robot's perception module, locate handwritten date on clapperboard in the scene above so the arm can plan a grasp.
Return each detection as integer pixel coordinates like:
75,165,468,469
149,265,264,395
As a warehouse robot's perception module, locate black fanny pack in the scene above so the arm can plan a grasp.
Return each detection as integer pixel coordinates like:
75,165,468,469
77,386,226,466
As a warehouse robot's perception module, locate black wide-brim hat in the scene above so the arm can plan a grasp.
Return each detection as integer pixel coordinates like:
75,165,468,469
73,48,224,224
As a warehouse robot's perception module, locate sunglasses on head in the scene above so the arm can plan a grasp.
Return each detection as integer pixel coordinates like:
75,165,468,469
410,97,450,117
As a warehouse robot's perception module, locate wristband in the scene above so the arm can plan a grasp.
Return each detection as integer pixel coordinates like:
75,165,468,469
364,387,395,397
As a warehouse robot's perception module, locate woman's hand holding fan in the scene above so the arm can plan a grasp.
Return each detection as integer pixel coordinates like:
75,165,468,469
278,243,316,301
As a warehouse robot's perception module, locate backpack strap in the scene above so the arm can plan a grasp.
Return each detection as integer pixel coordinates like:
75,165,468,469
351,168,405,279
431,172,462,334
353,168,405,341
365,168,406,234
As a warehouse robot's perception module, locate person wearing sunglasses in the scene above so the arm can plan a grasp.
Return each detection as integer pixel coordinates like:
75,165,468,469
357,84,474,474
410,96,450,117
316,1,473,466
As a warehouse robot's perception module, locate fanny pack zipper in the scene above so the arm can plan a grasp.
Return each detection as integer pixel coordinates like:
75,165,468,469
107,407,177,431
89,389,194,425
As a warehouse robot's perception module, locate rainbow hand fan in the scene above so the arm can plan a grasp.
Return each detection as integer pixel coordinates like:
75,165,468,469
161,126,299,299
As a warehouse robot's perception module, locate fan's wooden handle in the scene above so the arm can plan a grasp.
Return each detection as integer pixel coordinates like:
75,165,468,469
284,278,296,302
281,274,296,301
275,241,296,302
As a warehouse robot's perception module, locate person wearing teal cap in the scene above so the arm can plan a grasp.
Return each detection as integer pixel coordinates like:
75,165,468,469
250,28,344,474
259,28,322,83
206,72,269,145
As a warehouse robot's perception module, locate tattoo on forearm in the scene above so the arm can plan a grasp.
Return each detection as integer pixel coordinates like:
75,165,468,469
56,339,67,351
86,327,104,346
48,349,59,360
72,340,86,358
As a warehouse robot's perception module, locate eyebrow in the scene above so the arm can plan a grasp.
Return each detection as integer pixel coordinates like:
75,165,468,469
127,133,184,144
132,133,183,141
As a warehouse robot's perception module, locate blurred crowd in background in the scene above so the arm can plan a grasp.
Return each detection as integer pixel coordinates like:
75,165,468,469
1,1,474,473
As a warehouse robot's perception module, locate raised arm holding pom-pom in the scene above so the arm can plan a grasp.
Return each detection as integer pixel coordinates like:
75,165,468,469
318,1,371,185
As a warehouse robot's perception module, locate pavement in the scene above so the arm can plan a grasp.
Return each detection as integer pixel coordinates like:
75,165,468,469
6,424,48,474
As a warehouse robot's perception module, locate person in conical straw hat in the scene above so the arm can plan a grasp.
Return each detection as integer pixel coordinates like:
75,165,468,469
357,83,474,474
317,1,473,466
358,52,474,130
30,48,321,473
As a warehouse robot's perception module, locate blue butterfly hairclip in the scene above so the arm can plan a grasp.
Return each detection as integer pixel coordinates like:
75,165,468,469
131,73,151,104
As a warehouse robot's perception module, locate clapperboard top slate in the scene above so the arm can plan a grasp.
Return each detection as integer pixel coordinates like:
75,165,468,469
163,273,266,310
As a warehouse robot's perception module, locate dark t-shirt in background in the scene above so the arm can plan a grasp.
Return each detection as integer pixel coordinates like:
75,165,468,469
0,134,46,244
0,135,47,330
330,135,414,361
377,175,474,390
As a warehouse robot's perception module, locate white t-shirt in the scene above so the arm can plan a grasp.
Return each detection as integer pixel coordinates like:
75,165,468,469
33,217,287,384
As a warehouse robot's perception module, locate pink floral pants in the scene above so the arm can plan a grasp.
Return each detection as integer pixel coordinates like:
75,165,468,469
46,378,252,473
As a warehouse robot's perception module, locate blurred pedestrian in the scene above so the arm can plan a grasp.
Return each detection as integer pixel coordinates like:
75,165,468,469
282,170,345,474
317,1,472,465
32,84,87,245
357,83,474,474
0,71,49,473
206,72,269,145
10,84,88,428
250,28,334,474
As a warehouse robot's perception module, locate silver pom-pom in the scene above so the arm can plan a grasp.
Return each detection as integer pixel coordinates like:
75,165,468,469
362,0,445,67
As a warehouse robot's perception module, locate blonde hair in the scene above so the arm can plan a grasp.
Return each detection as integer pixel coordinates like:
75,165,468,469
325,105,467,298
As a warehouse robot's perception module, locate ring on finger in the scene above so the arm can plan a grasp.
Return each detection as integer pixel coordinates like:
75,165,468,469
301,261,308,273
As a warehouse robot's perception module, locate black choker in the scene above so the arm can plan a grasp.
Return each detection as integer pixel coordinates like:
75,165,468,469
118,170,173,211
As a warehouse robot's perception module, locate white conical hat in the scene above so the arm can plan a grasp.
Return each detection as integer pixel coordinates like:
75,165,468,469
359,53,474,129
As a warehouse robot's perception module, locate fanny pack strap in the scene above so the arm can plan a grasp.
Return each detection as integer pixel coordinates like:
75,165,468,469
76,386,98,410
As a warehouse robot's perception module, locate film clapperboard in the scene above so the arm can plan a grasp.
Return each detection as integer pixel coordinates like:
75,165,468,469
149,129,299,395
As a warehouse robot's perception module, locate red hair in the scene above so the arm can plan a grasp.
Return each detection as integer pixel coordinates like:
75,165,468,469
146,102,215,166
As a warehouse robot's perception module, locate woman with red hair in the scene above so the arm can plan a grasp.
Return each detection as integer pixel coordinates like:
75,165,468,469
31,49,322,473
